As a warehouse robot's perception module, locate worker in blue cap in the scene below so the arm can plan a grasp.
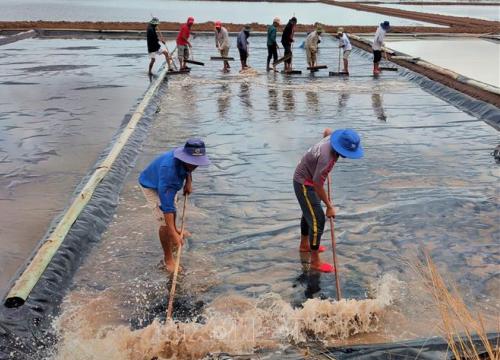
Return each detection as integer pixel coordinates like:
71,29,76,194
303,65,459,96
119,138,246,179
139,139,210,272
293,128,364,272
372,21,390,75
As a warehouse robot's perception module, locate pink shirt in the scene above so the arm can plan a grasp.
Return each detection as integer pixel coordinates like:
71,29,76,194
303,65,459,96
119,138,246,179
293,136,337,186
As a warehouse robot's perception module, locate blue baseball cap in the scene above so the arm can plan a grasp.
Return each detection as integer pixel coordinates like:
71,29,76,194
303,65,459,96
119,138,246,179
330,129,364,159
174,138,211,166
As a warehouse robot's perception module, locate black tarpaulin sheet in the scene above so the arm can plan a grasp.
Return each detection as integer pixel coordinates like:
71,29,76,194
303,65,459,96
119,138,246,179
0,37,498,360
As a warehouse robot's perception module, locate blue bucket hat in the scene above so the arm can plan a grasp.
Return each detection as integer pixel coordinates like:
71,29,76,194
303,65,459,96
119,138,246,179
174,138,211,166
330,129,364,159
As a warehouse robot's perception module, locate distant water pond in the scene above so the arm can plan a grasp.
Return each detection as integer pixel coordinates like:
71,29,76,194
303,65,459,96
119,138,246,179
0,0,441,26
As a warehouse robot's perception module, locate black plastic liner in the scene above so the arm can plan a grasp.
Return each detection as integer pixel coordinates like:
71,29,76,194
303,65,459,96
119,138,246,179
0,81,166,360
328,333,499,359
0,42,499,359
0,30,36,46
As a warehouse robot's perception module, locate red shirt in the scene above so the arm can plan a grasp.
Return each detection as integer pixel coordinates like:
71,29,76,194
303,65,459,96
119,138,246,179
176,24,190,46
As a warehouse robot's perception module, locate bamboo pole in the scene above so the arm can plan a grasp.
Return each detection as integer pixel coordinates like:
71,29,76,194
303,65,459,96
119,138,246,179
166,195,188,320
4,63,169,308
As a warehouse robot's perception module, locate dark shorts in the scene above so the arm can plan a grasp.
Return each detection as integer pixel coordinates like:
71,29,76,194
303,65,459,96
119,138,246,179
282,42,292,65
293,180,325,250
238,48,248,62
267,44,278,64
373,50,382,63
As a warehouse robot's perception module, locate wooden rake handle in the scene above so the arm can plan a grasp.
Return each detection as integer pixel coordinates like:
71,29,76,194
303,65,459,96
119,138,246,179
327,175,342,301
166,194,188,320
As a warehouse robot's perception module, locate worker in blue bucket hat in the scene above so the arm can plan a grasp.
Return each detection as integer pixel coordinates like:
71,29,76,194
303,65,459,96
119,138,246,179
372,20,390,75
139,139,210,272
293,128,364,272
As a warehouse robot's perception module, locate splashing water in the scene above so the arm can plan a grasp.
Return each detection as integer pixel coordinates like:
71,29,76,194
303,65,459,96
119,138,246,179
51,274,402,360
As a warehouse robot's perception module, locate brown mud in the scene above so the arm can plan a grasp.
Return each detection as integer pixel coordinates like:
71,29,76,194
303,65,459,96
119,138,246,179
357,1,500,5
0,21,442,34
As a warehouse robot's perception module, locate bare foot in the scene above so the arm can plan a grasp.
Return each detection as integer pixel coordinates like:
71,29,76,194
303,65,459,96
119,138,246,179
165,260,176,272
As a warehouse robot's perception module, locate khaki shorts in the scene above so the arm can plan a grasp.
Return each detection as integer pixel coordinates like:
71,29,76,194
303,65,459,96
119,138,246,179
149,49,164,59
343,50,351,60
219,46,229,57
178,45,190,60
141,187,166,226
306,49,317,66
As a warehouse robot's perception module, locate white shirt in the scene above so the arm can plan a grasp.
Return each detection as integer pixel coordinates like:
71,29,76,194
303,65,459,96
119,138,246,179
372,26,386,51
339,33,352,51
305,31,321,52
215,27,230,49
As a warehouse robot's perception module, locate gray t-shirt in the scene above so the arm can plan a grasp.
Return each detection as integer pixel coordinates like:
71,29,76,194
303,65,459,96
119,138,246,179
293,136,337,186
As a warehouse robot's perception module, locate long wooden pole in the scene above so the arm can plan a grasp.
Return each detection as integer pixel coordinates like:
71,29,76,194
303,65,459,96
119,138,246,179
327,175,342,301
337,44,341,73
166,194,188,320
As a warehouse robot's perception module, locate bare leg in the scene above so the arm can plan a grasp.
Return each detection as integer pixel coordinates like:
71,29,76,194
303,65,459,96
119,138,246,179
159,225,175,272
148,58,155,75
299,234,310,252
343,58,349,73
163,50,173,70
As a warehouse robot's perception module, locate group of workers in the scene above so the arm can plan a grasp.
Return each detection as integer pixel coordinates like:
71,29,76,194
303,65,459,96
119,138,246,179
139,129,363,273
141,16,383,273
147,16,390,75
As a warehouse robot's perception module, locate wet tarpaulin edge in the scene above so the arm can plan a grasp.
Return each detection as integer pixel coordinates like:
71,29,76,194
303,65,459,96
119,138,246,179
353,47,500,131
0,30,36,46
327,332,499,359
0,79,168,360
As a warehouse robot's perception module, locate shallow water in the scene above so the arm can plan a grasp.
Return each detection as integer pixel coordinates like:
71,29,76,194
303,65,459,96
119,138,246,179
0,38,154,298
384,37,500,88
0,0,438,26
46,35,500,359
376,3,500,21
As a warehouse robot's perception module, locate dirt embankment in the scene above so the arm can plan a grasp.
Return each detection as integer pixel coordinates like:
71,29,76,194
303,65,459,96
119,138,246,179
322,0,500,32
357,1,500,5
0,20,491,35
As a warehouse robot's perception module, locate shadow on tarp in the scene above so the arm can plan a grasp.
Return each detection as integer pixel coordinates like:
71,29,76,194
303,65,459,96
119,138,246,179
0,81,166,360
0,44,499,359
328,332,499,359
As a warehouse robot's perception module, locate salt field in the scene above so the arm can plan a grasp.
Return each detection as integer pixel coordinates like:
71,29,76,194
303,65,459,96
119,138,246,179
376,3,500,21
13,36,494,359
0,0,439,26
0,38,153,298
0,0,499,355
384,37,500,88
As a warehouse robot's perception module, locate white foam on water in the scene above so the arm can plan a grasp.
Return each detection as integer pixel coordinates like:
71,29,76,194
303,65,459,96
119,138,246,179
50,274,403,360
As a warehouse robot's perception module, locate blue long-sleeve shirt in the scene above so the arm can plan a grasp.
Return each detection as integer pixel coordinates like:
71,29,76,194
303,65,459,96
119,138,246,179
237,30,248,51
138,150,188,213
